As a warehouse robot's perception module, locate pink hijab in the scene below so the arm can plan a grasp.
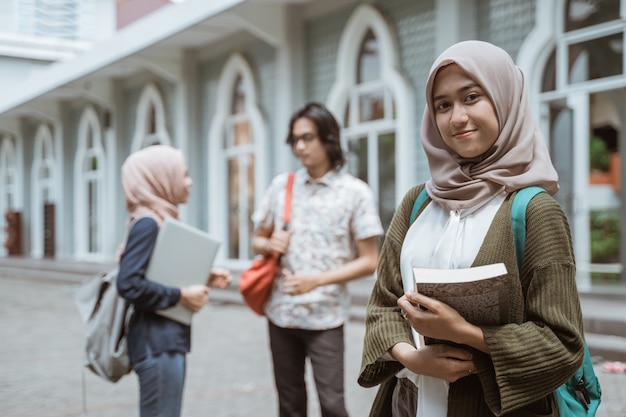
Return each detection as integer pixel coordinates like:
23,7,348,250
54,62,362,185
422,40,559,211
121,144,188,226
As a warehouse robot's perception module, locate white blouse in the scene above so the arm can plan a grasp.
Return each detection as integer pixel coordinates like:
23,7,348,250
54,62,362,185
397,189,506,417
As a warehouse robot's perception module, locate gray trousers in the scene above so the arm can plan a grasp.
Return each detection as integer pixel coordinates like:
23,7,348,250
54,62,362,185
268,321,349,417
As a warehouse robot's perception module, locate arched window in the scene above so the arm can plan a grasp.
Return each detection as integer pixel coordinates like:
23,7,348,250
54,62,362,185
74,106,106,259
31,124,57,258
0,136,17,210
328,4,415,230
527,0,625,288
224,76,254,259
208,53,267,264
131,83,171,151
0,135,18,256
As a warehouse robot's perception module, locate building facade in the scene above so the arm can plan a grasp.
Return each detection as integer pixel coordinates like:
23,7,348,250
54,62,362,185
0,0,623,292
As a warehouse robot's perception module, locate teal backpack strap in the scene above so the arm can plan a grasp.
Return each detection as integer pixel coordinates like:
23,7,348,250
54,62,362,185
409,187,430,225
555,343,601,416
511,186,546,269
512,186,601,416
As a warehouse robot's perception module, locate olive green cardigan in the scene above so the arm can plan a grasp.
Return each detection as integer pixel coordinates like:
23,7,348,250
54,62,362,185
359,185,585,417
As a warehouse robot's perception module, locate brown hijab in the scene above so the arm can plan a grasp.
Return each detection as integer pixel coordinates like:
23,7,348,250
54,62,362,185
120,144,188,225
422,40,559,211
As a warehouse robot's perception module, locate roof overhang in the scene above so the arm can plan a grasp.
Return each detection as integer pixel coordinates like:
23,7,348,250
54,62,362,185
0,0,356,120
0,0,250,116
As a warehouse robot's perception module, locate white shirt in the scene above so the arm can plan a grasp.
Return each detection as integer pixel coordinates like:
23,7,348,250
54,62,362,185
397,190,506,417
252,169,383,330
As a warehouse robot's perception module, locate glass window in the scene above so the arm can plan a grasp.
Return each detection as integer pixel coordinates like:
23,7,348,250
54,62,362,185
226,153,255,259
78,110,104,257
0,138,17,211
232,76,245,114
344,28,398,231
16,0,98,40
545,0,624,287
136,84,171,150
39,165,50,181
233,120,251,146
224,76,255,260
568,32,623,83
588,93,621,283
148,104,157,134
348,137,368,182
566,0,620,32
359,90,385,122
357,30,385,122
378,133,396,228
88,180,98,252
227,158,241,258
246,156,255,258
85,126,93,148
542,50,557,92
358,30,380,83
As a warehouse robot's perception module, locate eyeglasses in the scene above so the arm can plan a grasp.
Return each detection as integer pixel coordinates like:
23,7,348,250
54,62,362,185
291,133,317,145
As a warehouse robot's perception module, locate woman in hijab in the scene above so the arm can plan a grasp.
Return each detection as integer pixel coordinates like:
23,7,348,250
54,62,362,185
117,144,230,417
359,41,585,417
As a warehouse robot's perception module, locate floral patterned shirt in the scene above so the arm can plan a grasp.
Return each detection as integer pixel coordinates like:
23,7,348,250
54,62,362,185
252,168,383,330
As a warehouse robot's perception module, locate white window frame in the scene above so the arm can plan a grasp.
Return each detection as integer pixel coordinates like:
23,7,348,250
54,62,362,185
31,124,56,258
518,0,626,289
327,3,415,209
208,53,267,266
0,135,18,256
131,82,172,152
74,106,106,261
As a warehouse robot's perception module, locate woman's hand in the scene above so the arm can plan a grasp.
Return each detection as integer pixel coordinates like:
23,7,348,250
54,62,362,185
207,267,232,288
391,342,476,383
179,284,209,313
398,290,490,353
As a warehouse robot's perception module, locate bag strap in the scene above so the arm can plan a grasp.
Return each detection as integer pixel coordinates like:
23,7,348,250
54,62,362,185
410,185,546,273
511,186,546,270
409,186,598,410
282,172,295,226
409,187,430,225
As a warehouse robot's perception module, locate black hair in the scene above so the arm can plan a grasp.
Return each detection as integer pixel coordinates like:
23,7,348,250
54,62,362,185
285,102,346,169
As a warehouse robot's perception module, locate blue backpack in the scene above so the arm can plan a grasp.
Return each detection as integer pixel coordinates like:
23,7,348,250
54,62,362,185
410,186,601,416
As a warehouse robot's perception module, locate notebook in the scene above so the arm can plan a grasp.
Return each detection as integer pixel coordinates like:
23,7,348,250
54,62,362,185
145,217,221,325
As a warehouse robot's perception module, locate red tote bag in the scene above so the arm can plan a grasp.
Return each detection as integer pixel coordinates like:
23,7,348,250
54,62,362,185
239,172,294,316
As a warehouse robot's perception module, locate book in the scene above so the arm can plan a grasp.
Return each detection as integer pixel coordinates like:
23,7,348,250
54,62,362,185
412,263,509,331
145,217,221,325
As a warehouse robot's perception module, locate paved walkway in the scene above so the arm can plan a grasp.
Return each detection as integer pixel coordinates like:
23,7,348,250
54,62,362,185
0,275,624,417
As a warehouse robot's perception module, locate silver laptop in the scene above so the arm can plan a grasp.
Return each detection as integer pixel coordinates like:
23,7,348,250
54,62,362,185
145,217,221,325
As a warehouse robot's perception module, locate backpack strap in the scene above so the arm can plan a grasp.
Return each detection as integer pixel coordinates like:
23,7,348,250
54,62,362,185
410,185,547,272
511,186,600,412
408,185,600,412
409,187,430,225
511,186,546,270
410,185,546,268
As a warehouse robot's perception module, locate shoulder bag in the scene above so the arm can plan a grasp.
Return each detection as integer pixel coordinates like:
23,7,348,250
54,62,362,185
239,172,295,316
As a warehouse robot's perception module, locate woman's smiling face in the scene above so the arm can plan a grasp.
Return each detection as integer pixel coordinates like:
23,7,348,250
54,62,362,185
431,63,500,159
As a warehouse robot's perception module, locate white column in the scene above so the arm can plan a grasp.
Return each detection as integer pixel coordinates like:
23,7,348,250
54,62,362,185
569,92,592,290
435,0,477,55
274,5,303,175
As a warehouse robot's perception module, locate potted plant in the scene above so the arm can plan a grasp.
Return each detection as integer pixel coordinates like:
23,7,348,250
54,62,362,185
589,135,611,184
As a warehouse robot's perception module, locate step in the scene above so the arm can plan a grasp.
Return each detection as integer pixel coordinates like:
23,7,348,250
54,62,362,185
584,316,626,339
2,257,625,362
585,332,626,362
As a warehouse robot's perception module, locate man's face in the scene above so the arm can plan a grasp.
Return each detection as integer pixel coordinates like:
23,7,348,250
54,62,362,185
291,117,330,173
